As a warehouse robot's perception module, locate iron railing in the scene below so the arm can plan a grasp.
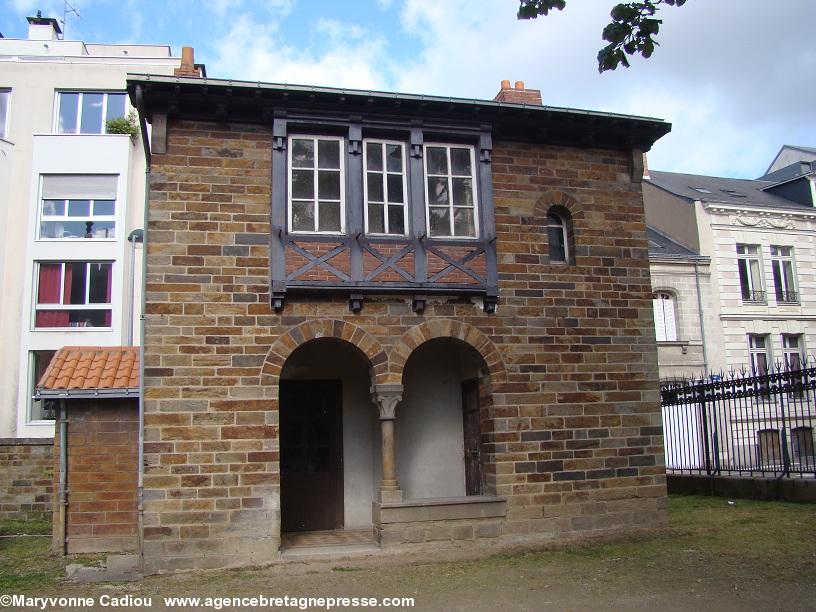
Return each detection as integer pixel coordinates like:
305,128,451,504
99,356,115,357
740,289,766,303
775,290,799,304
660,360,816,477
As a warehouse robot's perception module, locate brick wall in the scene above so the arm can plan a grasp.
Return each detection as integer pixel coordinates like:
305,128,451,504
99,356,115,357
0,438,53,521
142,120,666,572
53,399,139,554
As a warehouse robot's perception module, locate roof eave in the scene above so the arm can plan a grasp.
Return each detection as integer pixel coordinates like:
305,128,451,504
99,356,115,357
649,254,710,263
126,74,671,152
34,387,140,399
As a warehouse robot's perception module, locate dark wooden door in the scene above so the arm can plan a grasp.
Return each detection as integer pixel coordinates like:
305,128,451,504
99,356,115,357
462,378,483,496
280,380,343,532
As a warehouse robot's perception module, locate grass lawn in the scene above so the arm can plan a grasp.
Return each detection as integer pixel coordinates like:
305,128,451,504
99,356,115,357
1,495,814,610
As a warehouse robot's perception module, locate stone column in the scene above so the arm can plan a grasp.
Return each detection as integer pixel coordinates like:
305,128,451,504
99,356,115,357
372,384,403,503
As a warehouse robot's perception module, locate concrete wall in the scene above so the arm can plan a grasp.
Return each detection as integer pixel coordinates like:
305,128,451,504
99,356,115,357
17,134,136,439
668,474,816,503
0,138,12,340
0,40,179,438
398,339,481,499
643,183,699,252
0,438,52,520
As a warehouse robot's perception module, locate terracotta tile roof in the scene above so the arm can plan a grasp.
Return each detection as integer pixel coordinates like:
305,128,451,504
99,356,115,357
37,347,140,395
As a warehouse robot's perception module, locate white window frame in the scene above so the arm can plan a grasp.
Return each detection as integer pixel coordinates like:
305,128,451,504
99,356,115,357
53,90,127,135
33,261,114,330
287,135,346,235
653,291,678,342
362,139,408,236
770,245,798,303
547,210,569,263
0,88,10,140
781,334,804,371
748,334,771,376
736,244,765,303
27,350,58,424
38,197,116,241
423,143,480,239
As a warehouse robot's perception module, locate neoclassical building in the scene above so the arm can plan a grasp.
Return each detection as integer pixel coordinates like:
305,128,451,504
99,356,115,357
645,161,816,373
129,75,669,572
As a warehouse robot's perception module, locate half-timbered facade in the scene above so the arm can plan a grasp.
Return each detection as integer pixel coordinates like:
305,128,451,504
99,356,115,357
130,75,670,573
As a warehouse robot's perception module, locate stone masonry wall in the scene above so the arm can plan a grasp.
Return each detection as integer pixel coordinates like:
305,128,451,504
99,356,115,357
142,120,666,572
0,438,53,521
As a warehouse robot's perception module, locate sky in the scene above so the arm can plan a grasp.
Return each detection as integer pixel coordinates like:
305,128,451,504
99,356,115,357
2,0,813,178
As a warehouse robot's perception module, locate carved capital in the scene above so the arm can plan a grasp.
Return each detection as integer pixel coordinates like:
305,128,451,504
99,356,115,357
371,384,403,420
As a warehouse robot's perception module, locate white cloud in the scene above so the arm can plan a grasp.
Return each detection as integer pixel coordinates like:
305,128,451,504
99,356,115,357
211,0,244,19
209,13,388,90
207,0,815,178
12,0,68,20
388,0,816,178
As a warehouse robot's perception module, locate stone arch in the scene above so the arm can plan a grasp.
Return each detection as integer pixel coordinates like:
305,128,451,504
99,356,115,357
390,319,507,386
533,189,579,216
261,319,389,389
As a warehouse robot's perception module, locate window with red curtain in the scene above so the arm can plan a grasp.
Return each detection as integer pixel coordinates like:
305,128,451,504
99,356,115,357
35,262,113,328
35,264,69,327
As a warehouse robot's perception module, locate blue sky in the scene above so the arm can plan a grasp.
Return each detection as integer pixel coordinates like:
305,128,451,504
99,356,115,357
2,0,814,179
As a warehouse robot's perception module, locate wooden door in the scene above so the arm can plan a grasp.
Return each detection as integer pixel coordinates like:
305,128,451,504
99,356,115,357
280,380,343,532
757,428,781,468
462,378,483,496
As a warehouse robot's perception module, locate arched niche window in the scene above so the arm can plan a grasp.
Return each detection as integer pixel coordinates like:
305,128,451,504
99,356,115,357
653,291,678,342
546,207,572,263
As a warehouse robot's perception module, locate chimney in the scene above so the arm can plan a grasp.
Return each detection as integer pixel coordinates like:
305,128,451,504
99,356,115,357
174,46,204,78
493,80,542,106
27,11,62,41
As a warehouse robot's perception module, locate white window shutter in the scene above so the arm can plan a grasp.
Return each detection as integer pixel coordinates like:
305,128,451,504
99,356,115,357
42,174,118,199
663,298,677,341
653,298,667,342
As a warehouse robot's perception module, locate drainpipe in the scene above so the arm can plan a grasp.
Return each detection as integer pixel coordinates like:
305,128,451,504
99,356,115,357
127,230,144,346
134,84,150,573
694,261,709,375
57,398,67,556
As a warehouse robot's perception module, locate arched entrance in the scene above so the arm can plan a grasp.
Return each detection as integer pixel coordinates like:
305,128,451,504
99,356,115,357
398,337,489,498
279,338,377,534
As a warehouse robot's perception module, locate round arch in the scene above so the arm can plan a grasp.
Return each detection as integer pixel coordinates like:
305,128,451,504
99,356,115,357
261,319,389,389
533,189,579,216
390,319,507,386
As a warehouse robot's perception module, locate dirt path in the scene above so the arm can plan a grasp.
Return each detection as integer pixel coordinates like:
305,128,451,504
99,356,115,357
4,496,815,611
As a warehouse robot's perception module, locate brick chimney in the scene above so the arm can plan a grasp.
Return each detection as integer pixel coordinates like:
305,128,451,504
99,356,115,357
493,80,542,105
174,46,204,78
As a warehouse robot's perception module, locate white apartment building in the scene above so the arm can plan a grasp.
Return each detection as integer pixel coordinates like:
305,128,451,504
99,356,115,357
644,159,816,375
0,15,196,438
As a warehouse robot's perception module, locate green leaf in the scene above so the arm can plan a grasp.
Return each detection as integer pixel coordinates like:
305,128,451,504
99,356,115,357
639,18,661,35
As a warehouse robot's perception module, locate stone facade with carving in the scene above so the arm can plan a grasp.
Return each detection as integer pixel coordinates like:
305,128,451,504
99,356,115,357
644,168,816,373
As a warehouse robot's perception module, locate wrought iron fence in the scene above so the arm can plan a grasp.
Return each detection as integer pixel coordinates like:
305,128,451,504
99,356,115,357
660,360,816,477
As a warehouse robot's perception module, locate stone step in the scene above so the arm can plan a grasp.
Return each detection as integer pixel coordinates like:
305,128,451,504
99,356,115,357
280,542,380,560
